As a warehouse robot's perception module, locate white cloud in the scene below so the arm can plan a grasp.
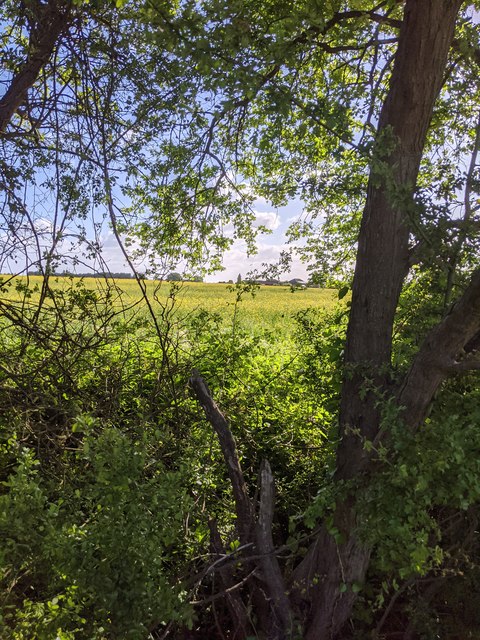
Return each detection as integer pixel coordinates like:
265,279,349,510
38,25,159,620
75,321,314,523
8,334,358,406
33,217,54,234
252,210,280,231
251,195,272,209
205,239,308,282
96,231,139,272
8,210,307,281
94,224,308,282
286,213,302,224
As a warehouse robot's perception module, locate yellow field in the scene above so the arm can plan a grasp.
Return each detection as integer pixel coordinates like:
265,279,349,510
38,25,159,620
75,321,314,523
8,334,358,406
0,275,338,331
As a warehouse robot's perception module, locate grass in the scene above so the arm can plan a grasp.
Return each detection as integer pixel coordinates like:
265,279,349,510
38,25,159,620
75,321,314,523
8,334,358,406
0,276,338,332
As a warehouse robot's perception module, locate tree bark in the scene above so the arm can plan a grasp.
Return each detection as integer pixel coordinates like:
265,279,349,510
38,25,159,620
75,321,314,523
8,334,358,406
293,498,371,640
337,0,463,479
0,1,73,134
295,3,464,639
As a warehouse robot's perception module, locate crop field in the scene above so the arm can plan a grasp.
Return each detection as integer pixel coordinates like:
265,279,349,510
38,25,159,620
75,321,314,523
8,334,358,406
0,275,338,331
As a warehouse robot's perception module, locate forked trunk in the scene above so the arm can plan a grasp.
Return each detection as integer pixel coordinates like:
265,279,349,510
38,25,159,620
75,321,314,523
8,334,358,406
295,2,463,638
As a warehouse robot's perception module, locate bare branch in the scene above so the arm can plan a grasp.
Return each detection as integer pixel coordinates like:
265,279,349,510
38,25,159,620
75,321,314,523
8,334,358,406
189,371,254,545
191,568,258,606
255,460,294,639
204,519,253,635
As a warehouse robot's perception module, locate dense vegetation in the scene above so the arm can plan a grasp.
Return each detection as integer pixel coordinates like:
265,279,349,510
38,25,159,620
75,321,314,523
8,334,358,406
2,1,480,639
0,278,340,638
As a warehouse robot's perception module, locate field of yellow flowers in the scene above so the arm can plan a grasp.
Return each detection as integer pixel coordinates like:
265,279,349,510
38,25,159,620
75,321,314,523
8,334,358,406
1,275,337,331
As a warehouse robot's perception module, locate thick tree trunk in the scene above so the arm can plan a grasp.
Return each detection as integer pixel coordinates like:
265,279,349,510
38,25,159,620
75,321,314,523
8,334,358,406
337,0,463,479
295,3,464,639
293,498,371,640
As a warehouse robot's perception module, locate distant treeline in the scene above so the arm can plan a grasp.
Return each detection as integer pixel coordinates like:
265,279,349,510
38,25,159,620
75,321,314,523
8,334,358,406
26,271,136,279
24,271,205,282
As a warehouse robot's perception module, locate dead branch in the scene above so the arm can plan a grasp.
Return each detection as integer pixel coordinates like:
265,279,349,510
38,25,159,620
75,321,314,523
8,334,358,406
207,519,253,638
190,372,296,638
255,460,294,640
189,370,254,545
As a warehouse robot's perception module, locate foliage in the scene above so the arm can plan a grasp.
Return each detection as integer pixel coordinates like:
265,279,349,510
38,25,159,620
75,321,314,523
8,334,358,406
166,272,182,281
2,0,480,638
0,428,191,640
2,276,480,637
0,285,196,639
0,275,340,638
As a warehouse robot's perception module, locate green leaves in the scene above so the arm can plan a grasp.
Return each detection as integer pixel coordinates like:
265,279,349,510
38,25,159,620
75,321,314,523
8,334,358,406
0,420,192,639
338,285,349,300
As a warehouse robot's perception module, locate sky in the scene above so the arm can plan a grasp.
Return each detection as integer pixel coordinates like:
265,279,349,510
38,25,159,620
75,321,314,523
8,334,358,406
96,196,310,282
203,196,309,282
0,160,312,281
3,6,480,283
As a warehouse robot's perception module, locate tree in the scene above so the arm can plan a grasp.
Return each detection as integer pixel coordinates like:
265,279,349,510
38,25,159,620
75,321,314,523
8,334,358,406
169,1,480,637
294,3,469,636
2,0,480,638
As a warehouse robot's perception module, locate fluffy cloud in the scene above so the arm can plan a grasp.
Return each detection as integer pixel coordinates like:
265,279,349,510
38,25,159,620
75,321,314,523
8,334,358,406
205,240,308,282
252,210,280,231
93,226,307,283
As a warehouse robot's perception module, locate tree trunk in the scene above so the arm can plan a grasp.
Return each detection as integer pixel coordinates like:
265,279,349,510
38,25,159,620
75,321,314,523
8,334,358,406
337,0,463,479
295,2,464,638
293,497,371,640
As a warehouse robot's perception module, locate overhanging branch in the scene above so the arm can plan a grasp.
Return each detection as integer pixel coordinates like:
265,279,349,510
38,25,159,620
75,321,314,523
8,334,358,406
0,1,73,133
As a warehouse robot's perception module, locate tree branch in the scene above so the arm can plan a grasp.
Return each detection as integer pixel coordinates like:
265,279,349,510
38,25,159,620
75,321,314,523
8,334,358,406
255,460,293,639
206,519,253,635
0,1,73,133
397,268,480,429
189,370,255,545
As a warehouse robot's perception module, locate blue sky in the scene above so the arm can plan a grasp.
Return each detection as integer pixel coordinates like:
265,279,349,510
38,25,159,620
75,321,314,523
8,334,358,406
205,196,308,282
